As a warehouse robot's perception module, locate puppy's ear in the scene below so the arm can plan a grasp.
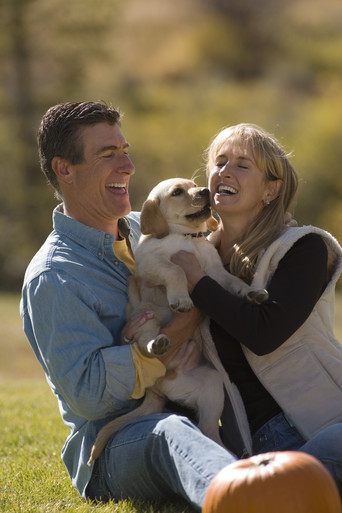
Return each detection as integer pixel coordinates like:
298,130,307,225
140,198,169,238
206,215,219,232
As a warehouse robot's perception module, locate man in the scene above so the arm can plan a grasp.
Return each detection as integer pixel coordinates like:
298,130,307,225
20,102,237,510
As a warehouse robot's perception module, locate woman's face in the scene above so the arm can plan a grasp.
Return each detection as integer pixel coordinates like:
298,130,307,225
208,137,273,223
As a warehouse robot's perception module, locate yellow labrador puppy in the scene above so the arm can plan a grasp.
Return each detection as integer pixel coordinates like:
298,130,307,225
88,178,267,464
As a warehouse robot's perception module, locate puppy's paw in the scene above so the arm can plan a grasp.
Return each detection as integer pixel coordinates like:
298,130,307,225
246,289,269,304
169,296,193,313
147,334,171,355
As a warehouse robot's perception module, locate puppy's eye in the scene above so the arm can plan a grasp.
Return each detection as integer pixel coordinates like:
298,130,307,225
171,188,183,196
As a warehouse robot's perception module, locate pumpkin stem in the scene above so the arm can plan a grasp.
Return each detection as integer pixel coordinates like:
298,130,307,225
258,457,273,466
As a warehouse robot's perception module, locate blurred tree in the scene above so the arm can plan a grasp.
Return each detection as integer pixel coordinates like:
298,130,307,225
0,0,116,289
0,0,45,288
0,0,342,289
201,0,288,79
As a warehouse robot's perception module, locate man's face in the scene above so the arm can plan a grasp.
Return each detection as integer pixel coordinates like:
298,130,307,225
63,122,135,233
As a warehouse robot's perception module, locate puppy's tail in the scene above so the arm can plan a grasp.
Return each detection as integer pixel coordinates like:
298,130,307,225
87,389,165,466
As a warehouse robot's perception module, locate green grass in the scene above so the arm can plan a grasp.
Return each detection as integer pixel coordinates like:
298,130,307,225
1,292,342,512
0,381,192,513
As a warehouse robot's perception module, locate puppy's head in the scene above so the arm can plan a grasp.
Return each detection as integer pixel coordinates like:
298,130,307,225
140,178,218,238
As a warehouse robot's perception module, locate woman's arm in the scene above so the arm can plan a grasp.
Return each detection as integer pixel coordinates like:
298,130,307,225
175,234,328,355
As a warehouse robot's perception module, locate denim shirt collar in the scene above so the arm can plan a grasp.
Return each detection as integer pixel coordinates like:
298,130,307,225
53,204,135,260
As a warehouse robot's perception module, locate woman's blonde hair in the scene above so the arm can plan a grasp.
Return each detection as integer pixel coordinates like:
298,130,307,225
206,123,299,283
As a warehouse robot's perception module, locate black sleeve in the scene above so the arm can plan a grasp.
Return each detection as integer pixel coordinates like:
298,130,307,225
191,233,328,356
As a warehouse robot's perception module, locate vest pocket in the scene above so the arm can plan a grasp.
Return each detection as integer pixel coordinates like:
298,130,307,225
256,344,342,440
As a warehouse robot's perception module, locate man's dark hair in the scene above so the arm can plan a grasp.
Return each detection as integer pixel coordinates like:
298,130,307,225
37,101,121,197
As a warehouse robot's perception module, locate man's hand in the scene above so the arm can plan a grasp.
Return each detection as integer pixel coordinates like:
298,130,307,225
120,310,154,345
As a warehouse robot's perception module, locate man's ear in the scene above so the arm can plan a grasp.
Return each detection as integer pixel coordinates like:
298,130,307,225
51,156,74,185
140,198,169,239
265,179,283,203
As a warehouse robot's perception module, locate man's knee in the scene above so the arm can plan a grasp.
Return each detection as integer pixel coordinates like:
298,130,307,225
153,413,199,439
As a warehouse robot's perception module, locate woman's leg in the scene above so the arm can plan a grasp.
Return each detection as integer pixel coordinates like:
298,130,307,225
87,413,237,511
299,423,342,496
252,412,306,454
253,414,342,497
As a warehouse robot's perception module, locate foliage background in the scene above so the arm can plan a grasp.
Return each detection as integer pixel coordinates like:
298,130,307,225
1,0,342,290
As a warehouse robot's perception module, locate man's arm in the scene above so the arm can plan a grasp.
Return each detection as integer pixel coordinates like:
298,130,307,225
22,271,136,420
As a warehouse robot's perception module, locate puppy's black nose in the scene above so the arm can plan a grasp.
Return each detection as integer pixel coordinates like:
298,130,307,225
199,188,209,197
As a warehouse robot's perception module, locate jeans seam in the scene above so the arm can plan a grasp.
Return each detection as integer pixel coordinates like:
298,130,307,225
106,433,150,450
283,413,295,428
154,431,218,484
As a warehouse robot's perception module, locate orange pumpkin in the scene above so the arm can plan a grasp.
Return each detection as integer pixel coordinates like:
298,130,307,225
203,451,342,513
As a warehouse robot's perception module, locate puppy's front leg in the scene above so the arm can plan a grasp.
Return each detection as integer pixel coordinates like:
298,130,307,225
211,267,268,304
201,248,268,304
138,258,194,313
162,263,194,313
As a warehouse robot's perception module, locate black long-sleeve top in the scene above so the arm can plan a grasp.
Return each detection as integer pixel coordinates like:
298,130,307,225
191,233,328,434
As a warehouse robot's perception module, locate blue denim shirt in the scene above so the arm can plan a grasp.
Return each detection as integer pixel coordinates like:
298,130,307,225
20,206,142,497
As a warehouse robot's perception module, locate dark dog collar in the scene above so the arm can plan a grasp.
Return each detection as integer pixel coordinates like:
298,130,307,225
183,232,204,238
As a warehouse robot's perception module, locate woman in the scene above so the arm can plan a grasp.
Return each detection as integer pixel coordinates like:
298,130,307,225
171,123,342,493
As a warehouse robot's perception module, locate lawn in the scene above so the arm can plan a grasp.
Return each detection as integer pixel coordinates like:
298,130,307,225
1,292,342,512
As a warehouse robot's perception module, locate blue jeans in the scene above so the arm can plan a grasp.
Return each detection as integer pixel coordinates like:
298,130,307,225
86,413,237,511
253,412,342,496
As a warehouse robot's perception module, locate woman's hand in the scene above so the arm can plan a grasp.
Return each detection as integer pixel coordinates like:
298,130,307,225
120,310,154,345
285,212,298,227
159,338,202,372
157,307,204,369
171,250,206,293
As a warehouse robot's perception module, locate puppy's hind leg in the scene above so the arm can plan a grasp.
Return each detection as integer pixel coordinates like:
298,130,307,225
195,369,225,448
88,389,165,465
147,333,171,356
132,315,171,357
144,259,194,313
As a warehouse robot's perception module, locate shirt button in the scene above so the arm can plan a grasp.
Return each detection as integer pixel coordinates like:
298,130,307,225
114,260,119,266
105,234,110,239
98,252,102,257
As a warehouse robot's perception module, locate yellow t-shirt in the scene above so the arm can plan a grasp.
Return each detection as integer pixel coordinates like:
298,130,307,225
130,345,166,399
113,235,166,399
113,237,135,274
